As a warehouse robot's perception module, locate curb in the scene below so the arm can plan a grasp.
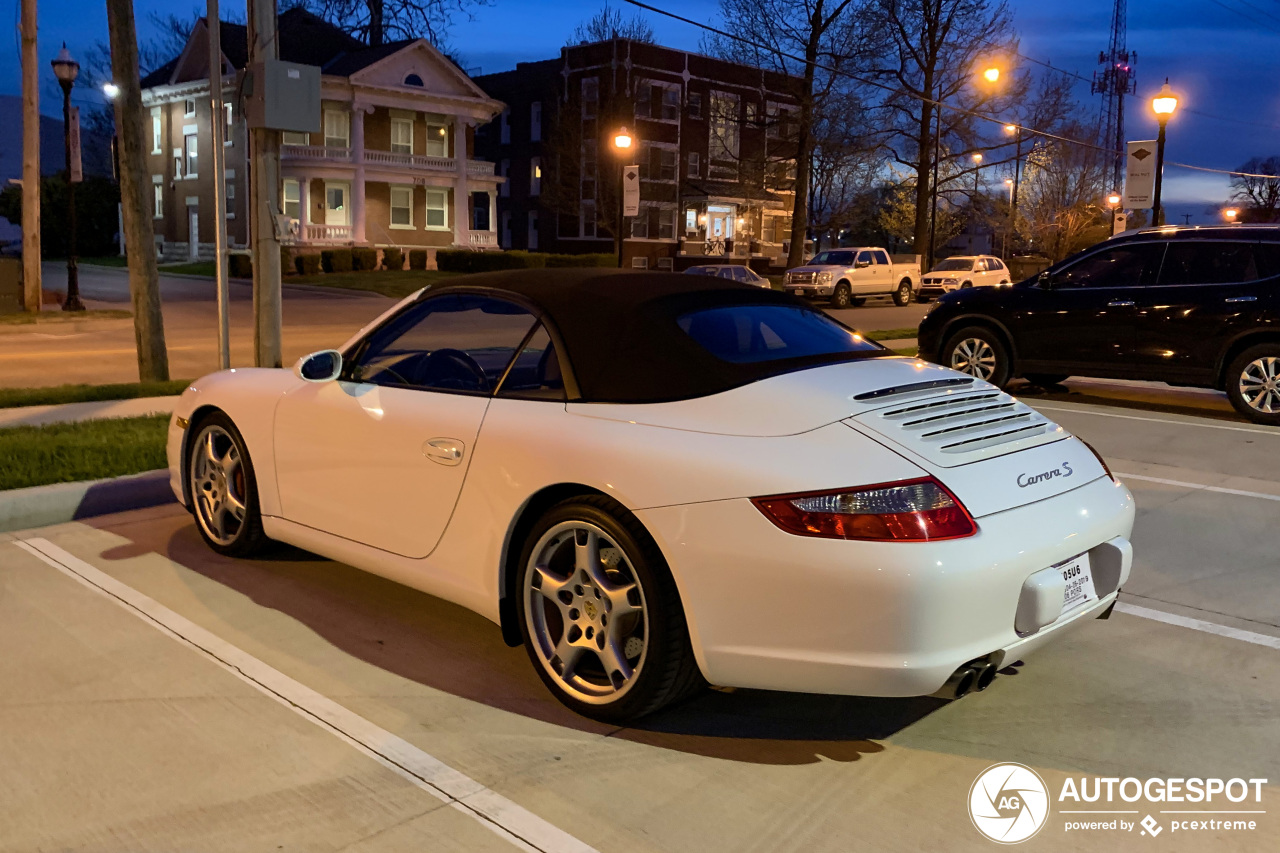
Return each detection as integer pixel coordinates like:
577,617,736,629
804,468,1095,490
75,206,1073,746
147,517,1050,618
80,262,388,299
0,469,176,533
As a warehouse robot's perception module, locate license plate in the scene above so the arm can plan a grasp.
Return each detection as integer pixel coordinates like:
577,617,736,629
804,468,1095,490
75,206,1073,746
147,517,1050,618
1056,554,1097,612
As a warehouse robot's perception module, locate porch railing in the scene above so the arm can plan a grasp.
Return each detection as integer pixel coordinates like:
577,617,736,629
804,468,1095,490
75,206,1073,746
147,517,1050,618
303,223,353,243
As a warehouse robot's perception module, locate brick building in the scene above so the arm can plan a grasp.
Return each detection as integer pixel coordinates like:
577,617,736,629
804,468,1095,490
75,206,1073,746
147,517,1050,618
475,39,800,269
139,9,505,263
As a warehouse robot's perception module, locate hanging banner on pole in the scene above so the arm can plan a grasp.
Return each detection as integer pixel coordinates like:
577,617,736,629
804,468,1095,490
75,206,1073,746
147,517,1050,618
1124,140,1156,208
1112,212,1128,235
623,165,640,217
69,106,83,183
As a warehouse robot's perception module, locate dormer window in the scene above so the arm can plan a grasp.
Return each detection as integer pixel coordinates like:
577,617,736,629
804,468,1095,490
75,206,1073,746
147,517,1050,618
404,73,424,87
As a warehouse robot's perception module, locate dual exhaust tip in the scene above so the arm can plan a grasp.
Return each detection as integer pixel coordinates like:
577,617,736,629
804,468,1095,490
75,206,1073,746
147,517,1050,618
940,660,998,699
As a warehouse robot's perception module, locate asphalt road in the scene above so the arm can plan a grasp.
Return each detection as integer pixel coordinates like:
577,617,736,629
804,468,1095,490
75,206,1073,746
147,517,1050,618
2,398,1277,851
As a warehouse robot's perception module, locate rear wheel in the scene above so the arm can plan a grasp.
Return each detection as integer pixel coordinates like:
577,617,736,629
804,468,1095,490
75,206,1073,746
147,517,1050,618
187,412,269,557
942,325,1011,386
1225,344,1280,425
517,496,704,722
893,280,913,306
1023,373,1069,387
830,282,852,308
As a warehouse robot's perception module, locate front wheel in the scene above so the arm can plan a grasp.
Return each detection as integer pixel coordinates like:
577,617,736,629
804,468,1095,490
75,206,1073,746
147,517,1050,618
893,280,913,306
517,496,704,722
1225,344,1280,425
187,412,270,557
942,325,1011,386
830,282,852,308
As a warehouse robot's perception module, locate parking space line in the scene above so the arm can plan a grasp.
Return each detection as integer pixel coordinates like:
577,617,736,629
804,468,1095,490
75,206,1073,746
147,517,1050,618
14,538,597,853
1115,603,1280,651
1114,472,1280,503
1033,404,1280,436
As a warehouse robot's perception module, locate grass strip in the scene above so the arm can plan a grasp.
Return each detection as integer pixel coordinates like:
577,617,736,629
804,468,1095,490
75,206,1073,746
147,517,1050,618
0,309,132,326
0,415,170,491
0,380,190,409
863,327,920,340
288,268,462,298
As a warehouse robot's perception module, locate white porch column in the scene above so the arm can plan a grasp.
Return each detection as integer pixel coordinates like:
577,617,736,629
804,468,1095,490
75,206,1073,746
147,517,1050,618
488,189,496,234
352,103,367,244
301,176,311,225
453,119,470,247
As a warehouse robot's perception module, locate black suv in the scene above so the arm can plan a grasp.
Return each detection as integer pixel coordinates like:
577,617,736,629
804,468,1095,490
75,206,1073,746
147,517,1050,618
917,225,1280,424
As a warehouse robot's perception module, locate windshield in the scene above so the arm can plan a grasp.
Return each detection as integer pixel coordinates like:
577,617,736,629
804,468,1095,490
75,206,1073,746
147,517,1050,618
932,258,974,272
677,304,883,364
809,251,856,267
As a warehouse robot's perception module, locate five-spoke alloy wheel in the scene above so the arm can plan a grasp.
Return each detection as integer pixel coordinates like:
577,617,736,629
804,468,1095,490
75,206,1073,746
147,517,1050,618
187,412,269,556
942,326,1011,386
1227,344,1280,425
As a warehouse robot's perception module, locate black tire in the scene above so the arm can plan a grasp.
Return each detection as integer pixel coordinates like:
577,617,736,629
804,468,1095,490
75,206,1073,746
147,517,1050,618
186,411,270,557
893,279,913,306
1224,343,1280,425
1023,373,1070,387
830,281,852,308
942,325,1012,386
916,295,932,304
960,280,974,289
516,495,705,722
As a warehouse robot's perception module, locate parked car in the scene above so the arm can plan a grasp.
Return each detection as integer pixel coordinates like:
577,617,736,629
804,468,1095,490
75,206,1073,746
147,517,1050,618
685,263,771,288
170,270,1133,721
917,255,1012,300
918,225,1280,424
784,248,920,308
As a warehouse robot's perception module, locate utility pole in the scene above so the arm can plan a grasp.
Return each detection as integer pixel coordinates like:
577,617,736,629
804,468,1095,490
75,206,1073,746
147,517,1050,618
19,0,40,313
208,0,231,370
107,0,170,380
247,0,283,368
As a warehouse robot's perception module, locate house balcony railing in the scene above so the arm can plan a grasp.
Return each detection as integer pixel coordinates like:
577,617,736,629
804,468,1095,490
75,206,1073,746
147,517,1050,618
302,223,353,243
283,145,498,179
469,231,497,247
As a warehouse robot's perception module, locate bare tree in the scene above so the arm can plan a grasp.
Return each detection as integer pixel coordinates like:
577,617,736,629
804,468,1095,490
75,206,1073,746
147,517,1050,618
307,0,489,46
706,0,874,268
569,2,655,44
1229,157,1280,222
807,97,884,250
1016,121,1110,262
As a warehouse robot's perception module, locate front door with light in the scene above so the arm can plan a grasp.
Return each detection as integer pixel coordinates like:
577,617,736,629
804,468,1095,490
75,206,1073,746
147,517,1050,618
706,205,733,255
324,181,350,227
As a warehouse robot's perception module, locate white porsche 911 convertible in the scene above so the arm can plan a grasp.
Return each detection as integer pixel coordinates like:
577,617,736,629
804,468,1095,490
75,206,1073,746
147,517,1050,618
167,270,1135,721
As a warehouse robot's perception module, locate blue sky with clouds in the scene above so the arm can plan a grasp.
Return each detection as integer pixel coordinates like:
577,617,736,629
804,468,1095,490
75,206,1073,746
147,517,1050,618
4,0,1277,221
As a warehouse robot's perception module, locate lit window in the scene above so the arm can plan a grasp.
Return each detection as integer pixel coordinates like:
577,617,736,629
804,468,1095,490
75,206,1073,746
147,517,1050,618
323,110,349,148
151,108,162,154
391,117,414,154
425,115,448,157
530,156,541,196
425,189,448,228
390,185,413,227
282,179,300,219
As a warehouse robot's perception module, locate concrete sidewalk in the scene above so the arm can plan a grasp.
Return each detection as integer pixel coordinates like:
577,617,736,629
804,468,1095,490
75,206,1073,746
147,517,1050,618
0,396,178,429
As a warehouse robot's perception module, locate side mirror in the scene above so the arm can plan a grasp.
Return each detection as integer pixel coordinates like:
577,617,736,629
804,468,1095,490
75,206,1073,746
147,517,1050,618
1037,270,1059,290
295,349,343,383
855,260,871,268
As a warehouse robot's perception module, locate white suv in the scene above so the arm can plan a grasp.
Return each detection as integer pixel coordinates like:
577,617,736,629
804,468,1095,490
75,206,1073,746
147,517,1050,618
917,256,1012,300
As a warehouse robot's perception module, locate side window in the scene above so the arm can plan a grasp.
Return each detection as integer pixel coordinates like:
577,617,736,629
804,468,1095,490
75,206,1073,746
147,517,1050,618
719,267,737,280
350,295,536,393
497,325,566,400
856,250,873,266
1054,243,1165,289
1157,241,1260,285
873,250,890,266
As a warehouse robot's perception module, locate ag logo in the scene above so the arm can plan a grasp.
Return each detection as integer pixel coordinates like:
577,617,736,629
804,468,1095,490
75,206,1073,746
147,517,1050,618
969,763,1050,844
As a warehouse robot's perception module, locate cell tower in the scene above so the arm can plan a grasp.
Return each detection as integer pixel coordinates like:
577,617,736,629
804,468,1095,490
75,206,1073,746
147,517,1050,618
1091,0,1137,192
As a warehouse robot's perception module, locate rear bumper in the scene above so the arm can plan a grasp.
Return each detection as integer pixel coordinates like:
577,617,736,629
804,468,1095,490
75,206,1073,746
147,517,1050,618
637,474,1135,697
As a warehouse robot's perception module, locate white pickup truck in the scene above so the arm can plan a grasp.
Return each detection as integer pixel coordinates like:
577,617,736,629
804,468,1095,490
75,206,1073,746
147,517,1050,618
783,248,921,308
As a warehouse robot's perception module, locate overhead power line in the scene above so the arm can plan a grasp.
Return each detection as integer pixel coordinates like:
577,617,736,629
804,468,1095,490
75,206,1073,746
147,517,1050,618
624,0,1280,180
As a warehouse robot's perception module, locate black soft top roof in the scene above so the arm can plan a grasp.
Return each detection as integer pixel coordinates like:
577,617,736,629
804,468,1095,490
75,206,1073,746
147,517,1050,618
421,269,882,404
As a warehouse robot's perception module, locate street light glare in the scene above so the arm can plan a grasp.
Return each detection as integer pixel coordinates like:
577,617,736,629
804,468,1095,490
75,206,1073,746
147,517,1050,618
1224,207,1239,221
1003,123,1017,134
1107,194,1122,206
103,82,120,100
614,127,633,149
1004,178,1014,185
983,66,1000,83
1152,79,1179,117
972,152,983,163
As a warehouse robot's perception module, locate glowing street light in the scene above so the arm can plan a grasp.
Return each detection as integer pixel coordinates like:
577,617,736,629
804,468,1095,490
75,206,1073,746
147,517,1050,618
102,81,120,100
983,66,1000,83
1150,79,1179,226
613,127,634,268
613,126,633,150
1224,207,1240,223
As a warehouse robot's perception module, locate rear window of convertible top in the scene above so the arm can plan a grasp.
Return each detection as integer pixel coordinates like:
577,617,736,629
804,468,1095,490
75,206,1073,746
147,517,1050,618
677,303,884,365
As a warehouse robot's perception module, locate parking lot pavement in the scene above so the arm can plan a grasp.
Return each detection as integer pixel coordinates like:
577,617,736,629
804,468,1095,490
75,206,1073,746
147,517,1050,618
2,398,1278,851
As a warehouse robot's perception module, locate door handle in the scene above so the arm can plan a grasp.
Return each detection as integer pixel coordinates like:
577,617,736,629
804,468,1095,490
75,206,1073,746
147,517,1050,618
423,438,464,466
1107,300,1135,307
1225,296,1257,303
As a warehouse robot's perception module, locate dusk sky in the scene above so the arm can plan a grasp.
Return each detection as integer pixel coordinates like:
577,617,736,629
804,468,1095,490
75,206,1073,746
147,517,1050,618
4,0,1278,222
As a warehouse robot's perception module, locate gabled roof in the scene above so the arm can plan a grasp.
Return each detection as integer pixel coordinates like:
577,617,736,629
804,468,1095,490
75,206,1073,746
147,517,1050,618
322,40,417,77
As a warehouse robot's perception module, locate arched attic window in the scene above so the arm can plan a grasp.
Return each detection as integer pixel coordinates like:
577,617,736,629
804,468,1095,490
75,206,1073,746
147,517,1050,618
404,73,424,87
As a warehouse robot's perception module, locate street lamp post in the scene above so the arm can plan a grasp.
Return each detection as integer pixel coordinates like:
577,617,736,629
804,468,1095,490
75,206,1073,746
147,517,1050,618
613,126,633,269
51,44,84,311
1106,193,1122,234
1224,207,1239,224
927,96,942,271
1151,79,1179,227
1003,124,1022,256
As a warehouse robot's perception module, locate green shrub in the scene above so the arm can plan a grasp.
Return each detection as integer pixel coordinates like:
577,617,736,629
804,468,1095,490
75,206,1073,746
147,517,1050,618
506,250,550,268
228,253,253,278
545,252,615,268
382,247,404,270
352,247,378,271
409,249,428,270
295,254,321,275
321,248,354,273
435,249,529,273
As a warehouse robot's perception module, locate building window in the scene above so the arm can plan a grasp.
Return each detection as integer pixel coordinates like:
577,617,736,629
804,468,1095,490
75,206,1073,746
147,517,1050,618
581,201,596,238
581,77,598,119
323,110,349,148
282,179,300,219
472,192,490,231
425,115,449,157
745,101,758,126
184,132,198,178
404,73,424,87
499,159,510,197
151,108,162,154
767,102,797,140
390,185,414,228
500,109,510,144
635,81,651,119
686,208,698,232
530,156,541,196
688,92,702,119
658,208,675,240
661,86,680,121
655,147,676,181
528,210,538,249
709,91,741,162
282,131,308,146
425,189,448,229
183,98,196,117
223,103,233,145
530,101,542,142
687,152,700,178
173,148,183,179
152,178,163,219
631,211,648,239
391,117,414,154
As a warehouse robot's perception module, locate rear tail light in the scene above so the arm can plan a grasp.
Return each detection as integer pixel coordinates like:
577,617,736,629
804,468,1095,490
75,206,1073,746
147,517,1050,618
752,477,977,542
1078,438,1116,482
